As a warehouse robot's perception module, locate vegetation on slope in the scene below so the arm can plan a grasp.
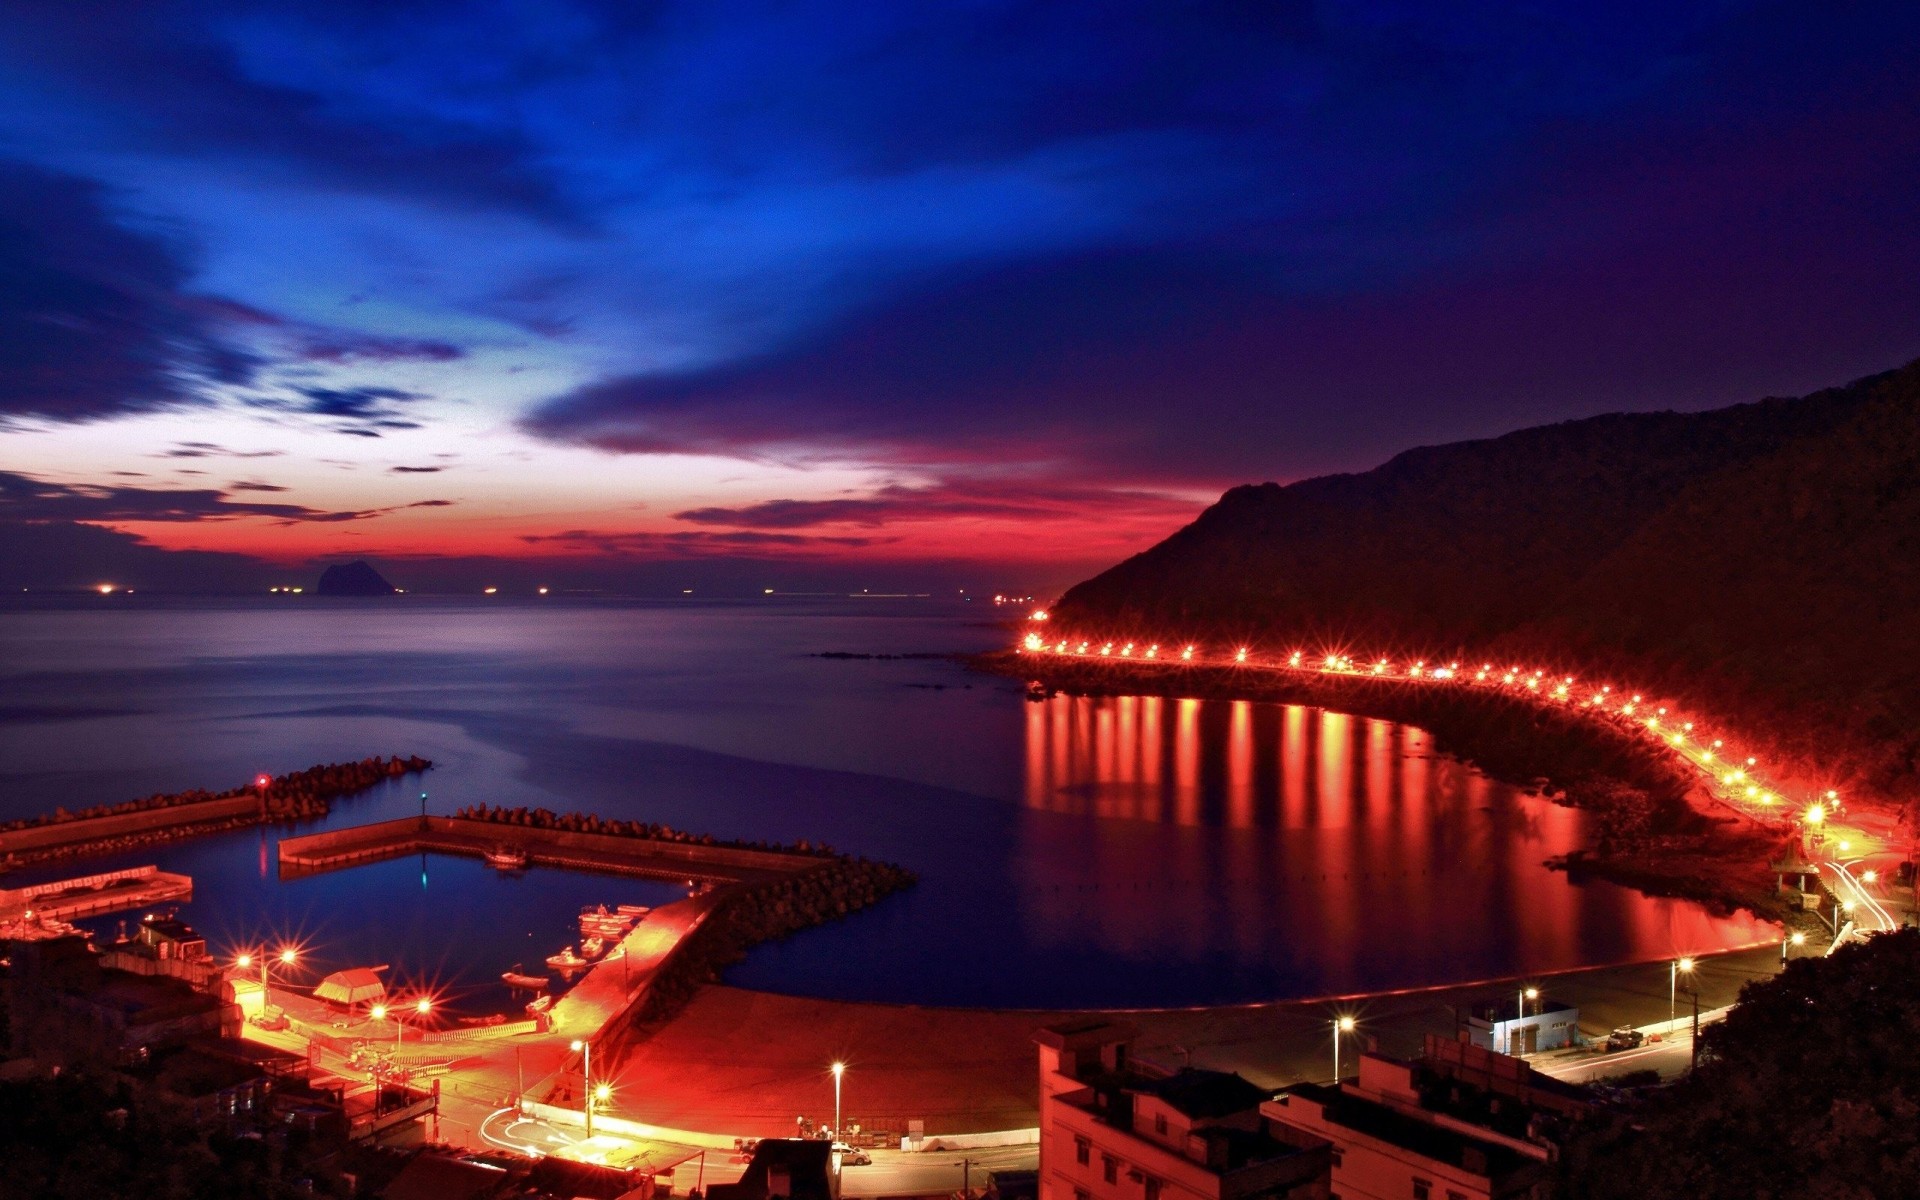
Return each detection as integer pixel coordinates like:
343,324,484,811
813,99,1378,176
1560,928,1920,1199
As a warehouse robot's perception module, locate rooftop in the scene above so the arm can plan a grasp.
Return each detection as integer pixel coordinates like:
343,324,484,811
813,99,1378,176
1277,1083,1538,1181
1128,1068,1273,1120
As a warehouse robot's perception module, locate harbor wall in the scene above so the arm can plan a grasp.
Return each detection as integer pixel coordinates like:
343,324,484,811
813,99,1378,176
277,816,824,881
0,795,260,857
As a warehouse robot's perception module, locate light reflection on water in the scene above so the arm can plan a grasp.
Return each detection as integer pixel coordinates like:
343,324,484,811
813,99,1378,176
1013,692,1769,1000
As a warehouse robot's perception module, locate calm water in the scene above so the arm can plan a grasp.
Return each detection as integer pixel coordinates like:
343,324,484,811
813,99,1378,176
0,597,1769,1010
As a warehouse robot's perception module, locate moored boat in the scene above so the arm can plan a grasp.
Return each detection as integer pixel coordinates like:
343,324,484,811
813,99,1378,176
545,946,588,972
485,845,528,871
501,970,548,991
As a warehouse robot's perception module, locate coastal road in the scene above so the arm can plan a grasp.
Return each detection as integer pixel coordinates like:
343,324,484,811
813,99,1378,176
840,1144,1038,1197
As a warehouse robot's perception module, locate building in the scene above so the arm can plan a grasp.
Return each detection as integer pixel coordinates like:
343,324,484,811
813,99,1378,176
1262,1037,1592,1200
708,1139,834,1200
1463,996,1578,1057
1036,1020,1333,1200
3,933,239,1066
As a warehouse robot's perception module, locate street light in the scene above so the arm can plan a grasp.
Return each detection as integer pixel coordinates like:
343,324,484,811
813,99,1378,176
1332,1016,1356,1083
831,1062,846,1143
1781,931,1807,963
572,1039,595,1138
1669,958,1694,1031
1519,986,1539,1020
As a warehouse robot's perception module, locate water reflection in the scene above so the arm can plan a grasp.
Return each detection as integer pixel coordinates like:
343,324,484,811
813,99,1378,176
1019,693,1771,996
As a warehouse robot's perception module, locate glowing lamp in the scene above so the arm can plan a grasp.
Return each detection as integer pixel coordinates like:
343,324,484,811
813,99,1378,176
1336,1016,1356,1032
416,997,432,1015
278,948,297,965
1677,957,1695,973
371,1004,387,1020
1863,870,1878,884
1235,648,1248,663
594,1082,613,1102
1805,805,1825,826
235,953,252,968
1030,610,1049,622
1790,932,1806,946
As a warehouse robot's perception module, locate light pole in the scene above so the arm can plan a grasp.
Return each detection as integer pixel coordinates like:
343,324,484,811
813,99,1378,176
572,1039,595,1138
1781,931,1806,963
831,1061,845,1142
1669,957,1694,1032
1332,1016,1355,1083
831,1061,847,1198
371,1003,397,1051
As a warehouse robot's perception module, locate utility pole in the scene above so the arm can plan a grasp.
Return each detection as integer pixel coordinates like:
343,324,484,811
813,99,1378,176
1690,987,1701,1071
954,1157,977,1197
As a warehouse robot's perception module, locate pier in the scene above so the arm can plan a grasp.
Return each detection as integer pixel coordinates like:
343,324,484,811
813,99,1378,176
0,865,193,932
277,815,824,884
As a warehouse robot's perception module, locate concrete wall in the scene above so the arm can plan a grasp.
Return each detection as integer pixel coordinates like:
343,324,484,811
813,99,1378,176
278,815,824,880
0,795,259,856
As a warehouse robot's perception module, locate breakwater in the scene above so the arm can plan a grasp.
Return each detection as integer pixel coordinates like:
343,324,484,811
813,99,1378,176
0,756,432,867
448,803,841,857
278,814,830,883
624,856,919,1027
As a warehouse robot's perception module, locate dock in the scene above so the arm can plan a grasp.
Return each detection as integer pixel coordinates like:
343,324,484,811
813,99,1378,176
276,815,824,884
0,865,193,931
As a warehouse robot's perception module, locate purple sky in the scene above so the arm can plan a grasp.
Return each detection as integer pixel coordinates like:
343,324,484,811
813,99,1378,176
2,1,1917,594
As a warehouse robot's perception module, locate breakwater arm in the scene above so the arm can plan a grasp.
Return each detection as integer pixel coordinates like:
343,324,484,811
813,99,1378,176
0,756,432,867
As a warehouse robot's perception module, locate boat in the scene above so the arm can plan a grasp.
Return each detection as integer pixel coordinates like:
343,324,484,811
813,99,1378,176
615,904,650,918
485,846,528,871
580,935,606,959
545,946,589,972
525,995,553,1015
501,969,548,992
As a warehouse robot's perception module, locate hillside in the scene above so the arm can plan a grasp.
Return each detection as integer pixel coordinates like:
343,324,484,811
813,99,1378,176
1052,359,1920,797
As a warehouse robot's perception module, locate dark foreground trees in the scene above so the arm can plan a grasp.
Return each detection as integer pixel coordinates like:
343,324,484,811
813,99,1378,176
1560,927,1920,1199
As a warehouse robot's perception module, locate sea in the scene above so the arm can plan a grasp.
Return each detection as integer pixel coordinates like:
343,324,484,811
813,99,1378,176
0,595,1770,1012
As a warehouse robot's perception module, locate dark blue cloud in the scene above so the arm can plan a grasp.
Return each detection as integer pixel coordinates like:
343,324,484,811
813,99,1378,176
0,160,255,423
0,1,578,225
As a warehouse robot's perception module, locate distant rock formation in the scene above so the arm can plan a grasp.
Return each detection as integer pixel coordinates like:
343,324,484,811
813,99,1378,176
315,560,398,596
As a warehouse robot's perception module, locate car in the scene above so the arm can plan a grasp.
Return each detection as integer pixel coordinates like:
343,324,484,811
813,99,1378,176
833,1144,873,1166
1606,1026,1644,1052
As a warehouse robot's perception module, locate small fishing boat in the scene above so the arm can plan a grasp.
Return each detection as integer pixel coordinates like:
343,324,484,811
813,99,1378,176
580,935,606,959
501,969,548,992
615,904,650,918
485,846,528,871
545,946,588,972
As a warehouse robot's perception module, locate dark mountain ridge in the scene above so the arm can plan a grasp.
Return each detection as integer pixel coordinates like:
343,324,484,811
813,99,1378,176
1053,359,1920,795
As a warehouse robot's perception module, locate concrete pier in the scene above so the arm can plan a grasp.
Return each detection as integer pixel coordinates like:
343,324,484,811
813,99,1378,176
0,865,193,927
277,815,824,884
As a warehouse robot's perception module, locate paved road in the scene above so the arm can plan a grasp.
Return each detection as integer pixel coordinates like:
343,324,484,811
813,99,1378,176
840,1144,1039,1198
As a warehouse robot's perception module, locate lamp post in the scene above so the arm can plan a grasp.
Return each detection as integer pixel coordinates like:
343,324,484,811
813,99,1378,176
572,1039,595,1138
831,1062,845,1142
1669,958,1694,1032
1781,931,1806,963
370,1003,397,1051
1332,1016,1355,1083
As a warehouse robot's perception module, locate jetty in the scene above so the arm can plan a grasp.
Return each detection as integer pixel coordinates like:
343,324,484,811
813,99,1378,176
0,865,193,933
277,815,823,884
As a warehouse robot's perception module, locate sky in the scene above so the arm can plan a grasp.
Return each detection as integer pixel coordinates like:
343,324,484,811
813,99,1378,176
2,1,1917,595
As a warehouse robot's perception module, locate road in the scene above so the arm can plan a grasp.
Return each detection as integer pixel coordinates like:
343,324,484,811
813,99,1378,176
840,1144,1038,1197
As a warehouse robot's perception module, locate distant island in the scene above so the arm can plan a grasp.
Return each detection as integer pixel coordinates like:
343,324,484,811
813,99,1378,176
1047,359,1920,799
315,560,398,596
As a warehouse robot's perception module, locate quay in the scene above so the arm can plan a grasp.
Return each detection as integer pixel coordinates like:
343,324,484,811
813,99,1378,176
277,815,825,884
0,865,193,924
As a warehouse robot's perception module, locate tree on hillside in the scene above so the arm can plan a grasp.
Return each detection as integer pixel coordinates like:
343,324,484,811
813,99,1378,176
1559,928,1920,1199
